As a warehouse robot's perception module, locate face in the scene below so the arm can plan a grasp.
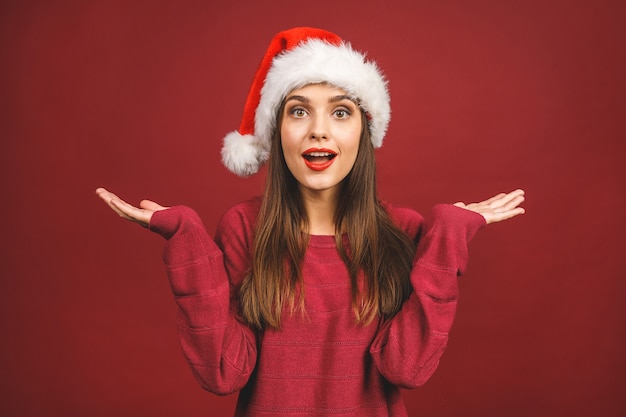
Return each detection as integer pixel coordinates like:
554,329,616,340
280,83,362,198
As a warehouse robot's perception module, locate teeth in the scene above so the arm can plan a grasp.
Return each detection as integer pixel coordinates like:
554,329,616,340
306,152,334,157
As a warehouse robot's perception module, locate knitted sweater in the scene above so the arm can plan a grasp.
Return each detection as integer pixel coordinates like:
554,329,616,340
149,197,485,417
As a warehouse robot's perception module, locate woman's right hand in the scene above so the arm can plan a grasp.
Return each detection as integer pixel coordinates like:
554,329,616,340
95,187,168,228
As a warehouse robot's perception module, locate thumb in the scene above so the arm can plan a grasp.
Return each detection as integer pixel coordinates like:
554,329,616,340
140,199,168,212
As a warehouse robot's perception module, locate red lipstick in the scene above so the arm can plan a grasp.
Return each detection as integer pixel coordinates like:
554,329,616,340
302,148,337,171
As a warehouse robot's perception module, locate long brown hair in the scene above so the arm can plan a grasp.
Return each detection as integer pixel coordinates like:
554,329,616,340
239,100,416,330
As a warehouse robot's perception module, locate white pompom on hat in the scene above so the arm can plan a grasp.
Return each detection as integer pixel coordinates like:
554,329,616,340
221,27,390,177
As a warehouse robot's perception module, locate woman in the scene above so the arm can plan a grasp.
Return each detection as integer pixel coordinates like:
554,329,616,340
97,27,524,417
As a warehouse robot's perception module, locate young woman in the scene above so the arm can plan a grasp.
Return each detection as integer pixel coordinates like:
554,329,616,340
96,27,524,417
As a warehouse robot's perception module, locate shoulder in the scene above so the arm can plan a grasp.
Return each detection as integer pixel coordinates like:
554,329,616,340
219,196,262,226
214,196,262,248
381,201,425,241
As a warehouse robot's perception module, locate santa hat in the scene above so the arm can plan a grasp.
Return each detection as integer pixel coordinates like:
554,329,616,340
221,27,390,177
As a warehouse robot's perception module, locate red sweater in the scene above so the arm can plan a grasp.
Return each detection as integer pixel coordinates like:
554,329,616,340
149,198,485,416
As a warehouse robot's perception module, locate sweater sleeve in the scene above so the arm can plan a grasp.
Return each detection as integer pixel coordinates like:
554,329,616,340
149,206,257,395
370,204,486,388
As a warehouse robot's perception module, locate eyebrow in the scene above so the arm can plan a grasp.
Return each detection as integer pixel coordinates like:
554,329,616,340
284,95,357,104
284,95,309,104
329,95,355,103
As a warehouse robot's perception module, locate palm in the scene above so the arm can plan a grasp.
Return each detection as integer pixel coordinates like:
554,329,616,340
454,189,525,224
95,188,168,227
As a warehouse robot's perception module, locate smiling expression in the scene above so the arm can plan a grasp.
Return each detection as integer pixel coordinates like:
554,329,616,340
280,84,363,198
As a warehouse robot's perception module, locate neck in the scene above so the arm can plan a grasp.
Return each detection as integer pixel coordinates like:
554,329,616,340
300,187,338,236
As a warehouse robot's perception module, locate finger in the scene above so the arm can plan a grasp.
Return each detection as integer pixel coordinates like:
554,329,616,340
96,188,129,209
493,195,525,214
493,194,525,212
482,192,507,206
95,187,116,203
109,197,142,219
486,206,526,224
96,188,151,226
488,189,525,209
96,188,128,215
109,198,151,226
140,199,168,211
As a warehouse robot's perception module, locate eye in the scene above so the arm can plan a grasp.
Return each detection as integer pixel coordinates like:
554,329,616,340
333,108,351,119
289,107,307,118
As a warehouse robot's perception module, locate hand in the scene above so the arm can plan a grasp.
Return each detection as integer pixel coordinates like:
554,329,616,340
454,189,525,225
95,187,168,228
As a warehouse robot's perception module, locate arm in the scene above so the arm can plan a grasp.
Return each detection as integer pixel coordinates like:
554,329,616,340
370,190,525,388
96,188,257,395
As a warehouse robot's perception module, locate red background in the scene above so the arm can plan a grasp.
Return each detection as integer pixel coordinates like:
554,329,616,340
1,1,625,416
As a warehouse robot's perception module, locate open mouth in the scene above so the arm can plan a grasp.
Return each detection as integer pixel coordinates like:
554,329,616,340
302,149,337,171
303,151,337,163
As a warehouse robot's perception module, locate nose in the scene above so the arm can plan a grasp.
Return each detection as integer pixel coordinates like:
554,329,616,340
309,114,328,140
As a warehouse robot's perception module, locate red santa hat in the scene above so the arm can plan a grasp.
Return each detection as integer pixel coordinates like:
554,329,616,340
221,27,390,176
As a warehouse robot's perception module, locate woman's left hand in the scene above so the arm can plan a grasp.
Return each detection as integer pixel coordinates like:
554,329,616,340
454,189,525,225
